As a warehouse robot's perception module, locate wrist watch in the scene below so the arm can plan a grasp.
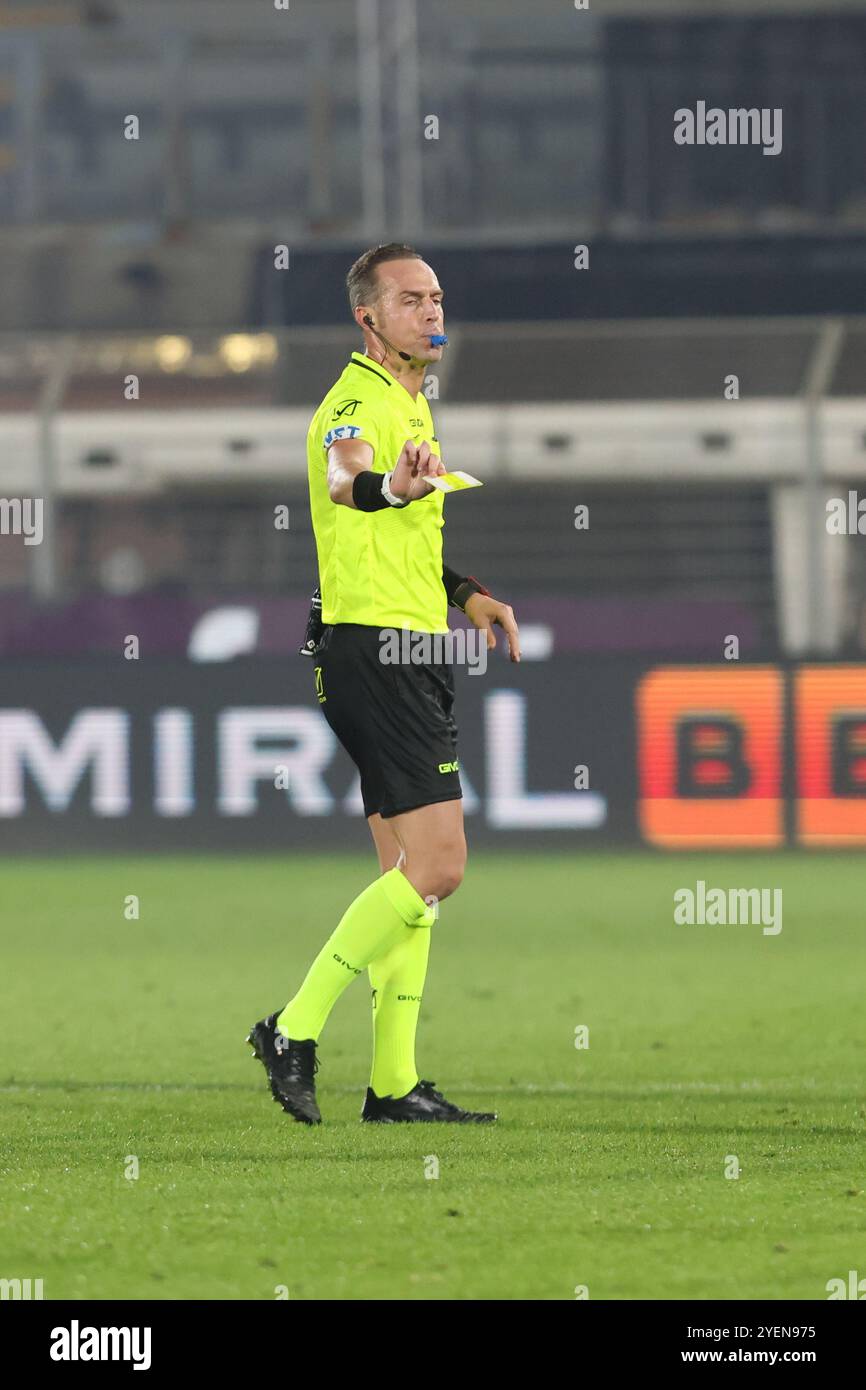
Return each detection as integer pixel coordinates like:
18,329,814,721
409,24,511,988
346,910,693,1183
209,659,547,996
381,470,409,507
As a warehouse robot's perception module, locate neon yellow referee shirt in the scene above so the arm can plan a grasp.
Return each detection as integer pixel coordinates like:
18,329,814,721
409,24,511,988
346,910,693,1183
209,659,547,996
307,351,448,634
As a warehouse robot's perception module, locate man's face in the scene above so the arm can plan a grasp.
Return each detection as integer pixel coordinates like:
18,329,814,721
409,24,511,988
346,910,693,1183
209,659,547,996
366,259,445,363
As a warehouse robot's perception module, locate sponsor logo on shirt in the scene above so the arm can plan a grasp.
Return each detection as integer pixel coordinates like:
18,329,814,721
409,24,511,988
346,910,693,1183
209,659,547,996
323,424,363,448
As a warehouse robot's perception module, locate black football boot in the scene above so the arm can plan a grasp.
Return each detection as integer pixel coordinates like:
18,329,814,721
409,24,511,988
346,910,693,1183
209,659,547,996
246,1011,321,1125
361,1078,497,1123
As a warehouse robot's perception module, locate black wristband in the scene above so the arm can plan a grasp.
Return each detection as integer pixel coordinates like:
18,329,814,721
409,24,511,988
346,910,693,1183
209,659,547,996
444,568,491,613
442,564,465,606
352,470,391,511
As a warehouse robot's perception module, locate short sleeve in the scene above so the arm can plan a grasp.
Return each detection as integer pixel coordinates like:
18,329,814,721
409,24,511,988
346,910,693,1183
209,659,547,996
319,396,380,463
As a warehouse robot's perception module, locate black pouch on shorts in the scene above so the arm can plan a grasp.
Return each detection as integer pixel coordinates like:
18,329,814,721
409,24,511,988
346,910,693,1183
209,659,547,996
299,585,327,657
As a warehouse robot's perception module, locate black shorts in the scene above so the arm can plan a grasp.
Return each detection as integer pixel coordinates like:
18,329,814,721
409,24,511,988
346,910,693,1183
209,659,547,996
312,622,463,820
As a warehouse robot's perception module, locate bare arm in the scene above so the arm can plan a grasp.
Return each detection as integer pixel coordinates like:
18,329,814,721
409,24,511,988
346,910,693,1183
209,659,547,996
327,437,375,508
327,437,447,508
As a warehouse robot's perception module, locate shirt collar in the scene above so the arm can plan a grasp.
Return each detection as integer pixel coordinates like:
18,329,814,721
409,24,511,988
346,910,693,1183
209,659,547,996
350,351,393,387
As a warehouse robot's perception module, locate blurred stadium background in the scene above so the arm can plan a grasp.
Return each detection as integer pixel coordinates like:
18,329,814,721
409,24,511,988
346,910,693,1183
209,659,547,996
5,0,866,1310
3,0,866,851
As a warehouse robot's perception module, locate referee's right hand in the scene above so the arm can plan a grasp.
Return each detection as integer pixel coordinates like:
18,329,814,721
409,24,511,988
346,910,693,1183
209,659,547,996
390,439,446,502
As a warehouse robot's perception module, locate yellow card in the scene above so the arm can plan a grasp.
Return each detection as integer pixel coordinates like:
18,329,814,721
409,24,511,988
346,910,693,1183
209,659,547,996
422,471,483,493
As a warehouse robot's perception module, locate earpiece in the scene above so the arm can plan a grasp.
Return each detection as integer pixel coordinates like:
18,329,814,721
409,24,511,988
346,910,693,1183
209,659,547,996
361,313,412,362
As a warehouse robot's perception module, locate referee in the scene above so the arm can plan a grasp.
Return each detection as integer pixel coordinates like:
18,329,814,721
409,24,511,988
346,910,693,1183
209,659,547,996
248,243,520,1124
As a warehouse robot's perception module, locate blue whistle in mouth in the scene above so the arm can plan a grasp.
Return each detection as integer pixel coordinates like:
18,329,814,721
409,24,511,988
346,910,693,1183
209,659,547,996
429,333,448,346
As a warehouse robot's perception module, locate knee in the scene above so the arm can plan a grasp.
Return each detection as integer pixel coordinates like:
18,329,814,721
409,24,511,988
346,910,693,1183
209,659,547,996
433,869,463,901
429,839,467,901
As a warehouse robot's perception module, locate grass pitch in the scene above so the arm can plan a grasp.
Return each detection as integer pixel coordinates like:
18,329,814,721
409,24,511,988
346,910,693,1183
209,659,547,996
1,851,863,1301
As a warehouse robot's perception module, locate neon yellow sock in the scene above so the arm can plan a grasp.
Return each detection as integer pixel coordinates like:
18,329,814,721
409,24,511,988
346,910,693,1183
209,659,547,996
368,919,432,1100
277,868,435,1043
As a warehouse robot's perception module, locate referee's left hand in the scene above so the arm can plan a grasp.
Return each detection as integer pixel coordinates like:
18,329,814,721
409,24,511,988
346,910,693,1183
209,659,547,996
463,594,521,663
392,439,447,502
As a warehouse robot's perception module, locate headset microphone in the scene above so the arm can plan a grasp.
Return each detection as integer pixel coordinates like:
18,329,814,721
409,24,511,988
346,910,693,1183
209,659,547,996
362,314,412,361
363,314,447,359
